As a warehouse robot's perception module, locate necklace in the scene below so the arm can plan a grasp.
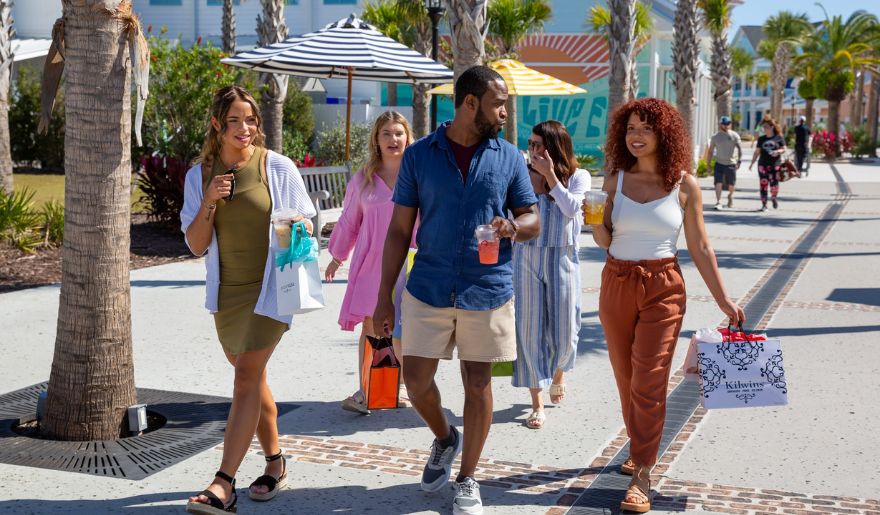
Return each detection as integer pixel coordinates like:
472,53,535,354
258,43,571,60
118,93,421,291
220,145,255,171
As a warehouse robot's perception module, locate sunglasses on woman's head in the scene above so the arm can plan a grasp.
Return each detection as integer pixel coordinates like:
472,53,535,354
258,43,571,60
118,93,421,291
226,168,238,201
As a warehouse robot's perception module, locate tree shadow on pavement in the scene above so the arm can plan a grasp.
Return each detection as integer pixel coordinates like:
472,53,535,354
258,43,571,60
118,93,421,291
578,311,607,357
275,400,458,438
827,288,880,307
0,493,192,514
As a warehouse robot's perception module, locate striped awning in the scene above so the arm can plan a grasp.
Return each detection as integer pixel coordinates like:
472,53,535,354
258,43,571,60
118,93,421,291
221,14,453,85
427,59,587,96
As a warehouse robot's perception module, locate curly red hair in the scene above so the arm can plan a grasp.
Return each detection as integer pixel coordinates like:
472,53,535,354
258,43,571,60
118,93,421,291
605,98,692,192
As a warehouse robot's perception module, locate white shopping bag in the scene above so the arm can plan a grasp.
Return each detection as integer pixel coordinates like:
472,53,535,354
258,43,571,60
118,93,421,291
275,258,325,315
690,328,788,409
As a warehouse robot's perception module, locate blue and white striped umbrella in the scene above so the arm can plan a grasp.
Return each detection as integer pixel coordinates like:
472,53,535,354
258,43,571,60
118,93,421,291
221,14,453,85
222,14,452,159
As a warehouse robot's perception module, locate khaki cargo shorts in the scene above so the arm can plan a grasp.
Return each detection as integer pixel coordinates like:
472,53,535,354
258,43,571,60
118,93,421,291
400,290,517,363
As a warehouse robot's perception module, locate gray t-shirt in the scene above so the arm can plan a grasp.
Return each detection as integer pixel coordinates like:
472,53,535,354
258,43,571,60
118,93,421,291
710,130,742,165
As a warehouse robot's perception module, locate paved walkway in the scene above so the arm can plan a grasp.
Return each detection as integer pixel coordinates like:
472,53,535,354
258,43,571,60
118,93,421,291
0,154,878,514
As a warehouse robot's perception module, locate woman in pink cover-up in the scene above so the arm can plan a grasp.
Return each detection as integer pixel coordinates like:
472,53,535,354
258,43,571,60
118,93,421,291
325,111,414,415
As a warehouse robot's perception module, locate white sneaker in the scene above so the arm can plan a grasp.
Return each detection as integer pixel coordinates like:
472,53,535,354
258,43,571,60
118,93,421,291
453,476,483,515
714,202,722,210
420,426,462,492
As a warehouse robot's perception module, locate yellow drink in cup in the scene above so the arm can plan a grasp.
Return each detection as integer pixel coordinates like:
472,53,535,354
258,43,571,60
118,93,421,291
583,191,607,225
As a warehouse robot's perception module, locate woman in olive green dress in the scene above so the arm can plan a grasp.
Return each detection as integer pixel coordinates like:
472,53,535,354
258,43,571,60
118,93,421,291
181,86,315,514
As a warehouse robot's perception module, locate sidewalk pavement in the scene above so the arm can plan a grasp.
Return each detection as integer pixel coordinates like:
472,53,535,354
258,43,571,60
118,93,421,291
1,155,878,514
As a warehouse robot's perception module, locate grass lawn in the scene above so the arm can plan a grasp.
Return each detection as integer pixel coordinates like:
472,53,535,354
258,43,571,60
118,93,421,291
13,173,146,212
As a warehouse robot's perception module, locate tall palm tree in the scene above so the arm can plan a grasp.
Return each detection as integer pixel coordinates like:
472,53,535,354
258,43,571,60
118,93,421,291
867,70,878,157
362,0,437,137
849,70,865,128
257,0,288,152
795,63,818,128
487,0,551,144
796,9,879,156
762,11,811,123
222,0,236,54
589,0,652,110
730,46,753,127
672,0,700,141
41,0,147,440
0,0,13,194
445,0,489,82
698,0,732,117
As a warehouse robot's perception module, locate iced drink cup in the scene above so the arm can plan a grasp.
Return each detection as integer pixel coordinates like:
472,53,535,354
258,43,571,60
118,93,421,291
583,191,608,225
271,208,300,249
475,225,499,265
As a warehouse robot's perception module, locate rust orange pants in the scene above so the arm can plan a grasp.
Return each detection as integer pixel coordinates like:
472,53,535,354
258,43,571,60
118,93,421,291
599,255,686,467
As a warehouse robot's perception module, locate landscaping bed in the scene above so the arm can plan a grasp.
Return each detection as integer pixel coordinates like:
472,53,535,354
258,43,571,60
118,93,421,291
0,214,193,294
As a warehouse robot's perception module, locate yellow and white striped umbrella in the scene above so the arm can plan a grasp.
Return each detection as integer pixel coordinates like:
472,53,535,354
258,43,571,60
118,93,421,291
427,59,586,96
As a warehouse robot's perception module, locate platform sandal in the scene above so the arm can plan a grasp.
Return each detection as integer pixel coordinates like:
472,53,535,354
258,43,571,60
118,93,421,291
619,478,651,513
186,471,237,514
248,451,288,502
620,457,634,475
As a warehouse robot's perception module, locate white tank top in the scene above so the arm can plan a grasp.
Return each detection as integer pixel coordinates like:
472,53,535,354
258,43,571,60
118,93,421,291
609,170,684,261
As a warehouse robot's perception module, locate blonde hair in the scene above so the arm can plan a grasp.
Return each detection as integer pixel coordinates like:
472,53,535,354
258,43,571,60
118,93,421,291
195,85,266,172
363,111,413,190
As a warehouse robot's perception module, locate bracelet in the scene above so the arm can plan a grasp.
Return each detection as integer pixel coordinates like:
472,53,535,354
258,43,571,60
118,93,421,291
331,258,343,266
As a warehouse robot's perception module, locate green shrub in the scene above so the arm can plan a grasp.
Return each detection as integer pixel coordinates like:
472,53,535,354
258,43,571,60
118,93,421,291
282,130,310,165
138,36,259,164
282,81,315,153
313,121,372,171
575,153,600,170
696,158,714,178
849,125,875,159
0,188,42,253
135,154,189,229
10,67,65,171
41,200,65,247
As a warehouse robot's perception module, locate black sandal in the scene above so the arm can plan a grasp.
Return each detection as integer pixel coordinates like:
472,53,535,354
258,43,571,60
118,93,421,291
185,470,237,514
248,450,288,501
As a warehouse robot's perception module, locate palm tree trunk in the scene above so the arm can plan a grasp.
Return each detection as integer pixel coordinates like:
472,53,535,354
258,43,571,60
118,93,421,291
412,83,430,138
805,97,814,129
222,0,235,54
43,0,138,441
607,0,636,116
387,82,398,106
867,72,879,157
411,25,431,138
0,0,14,194
257,0,288,153
850,71,865,127
445,0,488,82
828,99,841,158
504,96,517,144
672,0,699,143
770,44,790,123
711,31,732,117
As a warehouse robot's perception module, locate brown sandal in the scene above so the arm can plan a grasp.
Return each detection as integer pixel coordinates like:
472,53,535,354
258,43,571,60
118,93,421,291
620,457,634,475
620,479,651,513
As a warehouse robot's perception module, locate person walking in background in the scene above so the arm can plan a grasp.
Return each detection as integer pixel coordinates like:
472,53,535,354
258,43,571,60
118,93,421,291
181,85,316,513
794,115,811,173
749,117,787,211
588,98,744,513
705,115,742,210
373,65,539,515
513,120,590,430
325,111,414,415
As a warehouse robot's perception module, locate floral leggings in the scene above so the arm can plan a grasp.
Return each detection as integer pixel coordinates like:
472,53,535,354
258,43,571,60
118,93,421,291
758,165,780,204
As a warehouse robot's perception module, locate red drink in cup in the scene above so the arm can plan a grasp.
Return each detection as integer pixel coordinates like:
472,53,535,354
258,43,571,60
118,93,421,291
475,225,499,264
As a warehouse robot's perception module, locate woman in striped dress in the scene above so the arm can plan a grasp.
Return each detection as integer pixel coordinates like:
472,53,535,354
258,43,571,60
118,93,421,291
512,120,591,429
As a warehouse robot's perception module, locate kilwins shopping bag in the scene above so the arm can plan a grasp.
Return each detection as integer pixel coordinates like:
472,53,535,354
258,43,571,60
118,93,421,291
274,221,325,315
685,325,788,409
361,336,401,410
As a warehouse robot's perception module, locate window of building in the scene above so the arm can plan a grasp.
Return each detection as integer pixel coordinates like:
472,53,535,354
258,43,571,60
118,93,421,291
287,0,299,4
207,0,241,5
324,0,356,4
149,0,182,5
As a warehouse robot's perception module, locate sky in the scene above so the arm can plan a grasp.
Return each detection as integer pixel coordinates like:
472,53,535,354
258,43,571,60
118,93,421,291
730,0,872,31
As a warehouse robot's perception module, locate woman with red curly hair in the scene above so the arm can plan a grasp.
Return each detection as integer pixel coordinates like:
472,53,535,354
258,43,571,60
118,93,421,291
587,98,744,513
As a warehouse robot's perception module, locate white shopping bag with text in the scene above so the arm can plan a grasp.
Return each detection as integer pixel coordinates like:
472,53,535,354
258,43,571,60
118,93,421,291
693,330,788,409
275,258,325,315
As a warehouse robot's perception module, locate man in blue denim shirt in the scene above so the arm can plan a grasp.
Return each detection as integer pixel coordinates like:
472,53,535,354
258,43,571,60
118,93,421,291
374,66,539,514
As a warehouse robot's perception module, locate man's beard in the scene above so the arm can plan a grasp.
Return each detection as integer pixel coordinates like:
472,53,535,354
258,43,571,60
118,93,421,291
475,108,501,139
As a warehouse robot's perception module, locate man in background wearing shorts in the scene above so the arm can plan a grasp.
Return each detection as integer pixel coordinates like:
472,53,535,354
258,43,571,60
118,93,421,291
706,115,743,210
373,65,539,515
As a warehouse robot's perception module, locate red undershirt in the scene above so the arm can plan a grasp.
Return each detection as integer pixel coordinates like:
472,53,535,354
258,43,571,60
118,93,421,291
447,137,480,184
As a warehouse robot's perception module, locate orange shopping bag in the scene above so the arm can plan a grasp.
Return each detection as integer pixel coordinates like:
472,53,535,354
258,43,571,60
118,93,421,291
361,336,400,410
